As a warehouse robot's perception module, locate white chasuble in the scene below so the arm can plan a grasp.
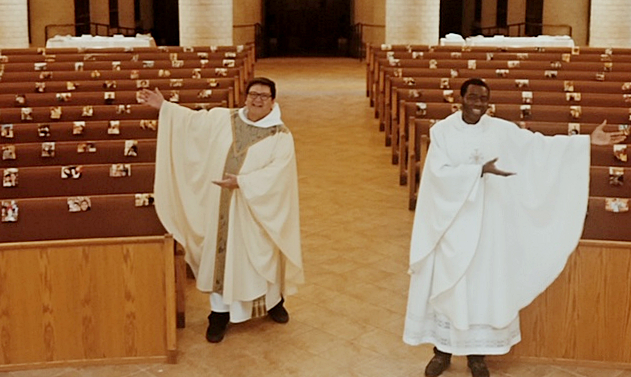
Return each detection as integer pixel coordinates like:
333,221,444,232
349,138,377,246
404,112,590,355
154,102,303,307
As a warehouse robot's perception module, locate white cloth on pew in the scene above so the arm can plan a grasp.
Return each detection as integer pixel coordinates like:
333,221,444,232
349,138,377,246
403,112,590,355
154,102,303,317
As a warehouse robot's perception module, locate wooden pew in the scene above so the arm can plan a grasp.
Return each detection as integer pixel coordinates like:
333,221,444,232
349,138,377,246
0,46,249,370
0,77,240,105
406,117,630,209
0,88,234,108
385,76,631,148
1,163,156,199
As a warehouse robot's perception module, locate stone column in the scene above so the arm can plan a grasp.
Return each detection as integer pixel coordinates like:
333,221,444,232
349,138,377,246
0,0,29,48
385,0,439,45
179,0,233,46
589,0,631,47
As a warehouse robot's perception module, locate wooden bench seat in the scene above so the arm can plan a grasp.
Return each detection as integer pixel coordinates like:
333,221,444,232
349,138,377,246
1,162,155,199
0,193,165,242
1,58,245,73
395,100,630,166
0,88,234,108
383,76,631,145
0,67,244,83
1,139,157,167
583,197,631,241
0,101,227,122
1,119,159,143
590,166,631,198
0,51,249,63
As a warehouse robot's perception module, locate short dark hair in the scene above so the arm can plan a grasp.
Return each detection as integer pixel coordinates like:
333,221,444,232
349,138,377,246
246,77,276,99
460,78,490,97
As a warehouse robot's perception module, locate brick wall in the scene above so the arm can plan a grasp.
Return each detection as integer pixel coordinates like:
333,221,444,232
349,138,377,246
0,0,30,48
179,0,233,46
385,0,439,45
589,0,631,47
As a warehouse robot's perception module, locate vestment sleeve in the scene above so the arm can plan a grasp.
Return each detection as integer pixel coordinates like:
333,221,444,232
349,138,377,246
154,102,229,258
409,125,485,271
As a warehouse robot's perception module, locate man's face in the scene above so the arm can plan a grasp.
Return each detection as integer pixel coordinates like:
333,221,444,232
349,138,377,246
245,84,275,122
461,84,489,124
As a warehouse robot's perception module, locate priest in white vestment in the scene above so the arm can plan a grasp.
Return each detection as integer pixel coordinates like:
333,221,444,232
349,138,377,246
403,78,626,377
139,77,303,343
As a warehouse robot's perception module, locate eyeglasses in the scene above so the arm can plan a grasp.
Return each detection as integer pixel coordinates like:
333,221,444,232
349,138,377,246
247,92,272,100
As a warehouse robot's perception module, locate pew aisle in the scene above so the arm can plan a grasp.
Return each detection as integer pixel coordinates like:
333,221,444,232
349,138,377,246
3,58,630,377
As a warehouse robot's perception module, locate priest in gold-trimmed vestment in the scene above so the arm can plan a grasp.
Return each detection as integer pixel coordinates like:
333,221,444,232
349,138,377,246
140,77,303,343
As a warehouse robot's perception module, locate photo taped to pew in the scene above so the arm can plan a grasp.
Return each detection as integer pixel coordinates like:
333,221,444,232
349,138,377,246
73,121,85,135
61,165,82,179
609,167,624,186
67,196,91,212
139,120,156,131
15,94,26,106
108,120,120,134
135,193,154,207
614,145,628,162
1,200,18,222
2,145,16,160
1,124,13,139
41,142,55,157
21,107,33,121
77,142,96,153
3,168,18,187
124,140,138,156
110,163,131,177
605,198,629,213
50,106,62,119
38,124,50,138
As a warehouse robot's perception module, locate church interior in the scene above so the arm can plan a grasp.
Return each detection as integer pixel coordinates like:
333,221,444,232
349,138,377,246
1,0,631,376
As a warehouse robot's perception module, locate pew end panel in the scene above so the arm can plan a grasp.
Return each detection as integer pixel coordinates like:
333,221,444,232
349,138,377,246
0,235,178,371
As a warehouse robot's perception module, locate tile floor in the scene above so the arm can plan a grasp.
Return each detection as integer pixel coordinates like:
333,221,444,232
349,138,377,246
3,58,630,377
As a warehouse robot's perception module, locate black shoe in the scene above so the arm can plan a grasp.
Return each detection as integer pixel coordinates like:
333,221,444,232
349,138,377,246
267,297,289,323
425,347,451,377
467,355,490,377
205,311,229,343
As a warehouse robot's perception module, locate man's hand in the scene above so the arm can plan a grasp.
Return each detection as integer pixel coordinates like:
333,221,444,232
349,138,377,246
482,157,515,177
212,173,239,189
590,120,628,146
138,88,165,110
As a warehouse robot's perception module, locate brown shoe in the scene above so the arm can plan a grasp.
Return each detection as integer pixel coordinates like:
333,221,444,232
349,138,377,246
467,355,490,377
424,348,451,377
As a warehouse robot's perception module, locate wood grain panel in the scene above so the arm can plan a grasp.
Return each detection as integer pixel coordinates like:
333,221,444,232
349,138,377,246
0,236,176,372
510,241,631,366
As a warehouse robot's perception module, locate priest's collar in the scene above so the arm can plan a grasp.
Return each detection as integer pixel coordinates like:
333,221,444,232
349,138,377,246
238,103,284,128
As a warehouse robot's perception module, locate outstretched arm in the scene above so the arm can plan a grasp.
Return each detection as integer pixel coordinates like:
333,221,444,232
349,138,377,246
138,88,165,110
590,120,628,145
